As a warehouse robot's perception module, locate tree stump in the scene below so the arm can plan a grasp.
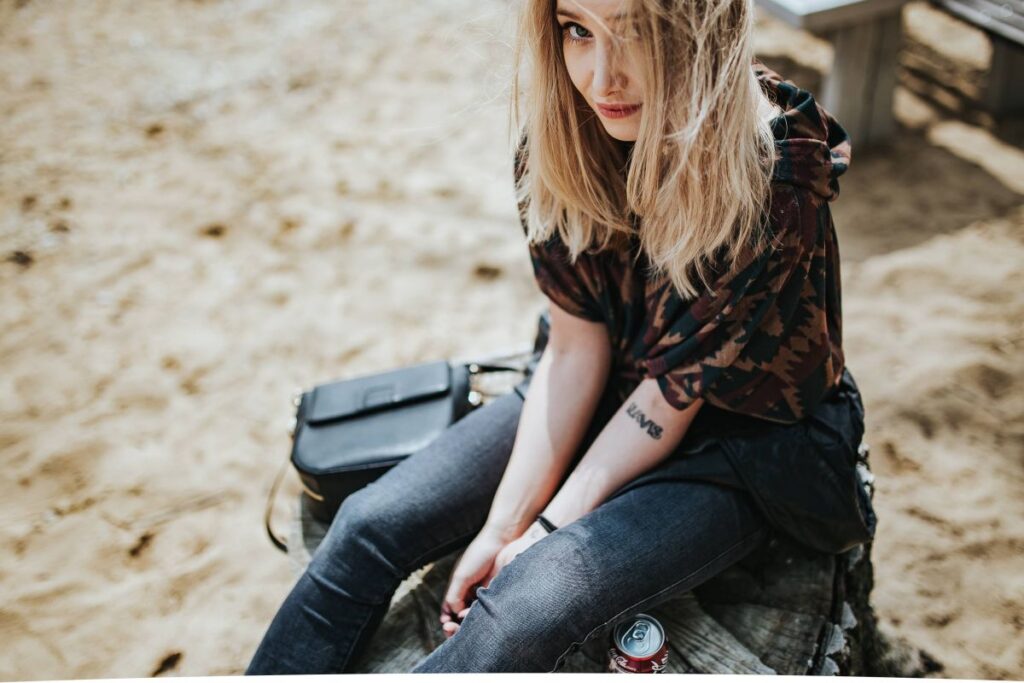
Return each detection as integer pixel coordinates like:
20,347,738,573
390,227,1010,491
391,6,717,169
286,447,939,675
282,345,941,674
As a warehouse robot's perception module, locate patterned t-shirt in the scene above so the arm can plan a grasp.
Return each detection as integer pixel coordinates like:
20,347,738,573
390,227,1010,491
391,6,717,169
517,62,851,425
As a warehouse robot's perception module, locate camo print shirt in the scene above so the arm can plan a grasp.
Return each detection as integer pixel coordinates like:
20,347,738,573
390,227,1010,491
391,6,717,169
517,63,851,424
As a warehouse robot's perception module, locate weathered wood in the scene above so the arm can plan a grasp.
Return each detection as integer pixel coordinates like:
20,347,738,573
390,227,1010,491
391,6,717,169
706,601,825,674
653,593,777,674
756,0,908,145
934,0,1024,45
931,0,1024,115
757,0,908,32
986,34,1024,113
821,11,903,145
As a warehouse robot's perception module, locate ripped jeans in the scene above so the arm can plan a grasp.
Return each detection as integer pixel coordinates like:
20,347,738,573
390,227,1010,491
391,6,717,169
245,388,770,674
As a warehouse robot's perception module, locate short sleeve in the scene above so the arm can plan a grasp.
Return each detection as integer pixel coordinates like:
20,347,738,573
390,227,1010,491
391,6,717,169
639,184,844,423
514,139,605,323
524,233,605,322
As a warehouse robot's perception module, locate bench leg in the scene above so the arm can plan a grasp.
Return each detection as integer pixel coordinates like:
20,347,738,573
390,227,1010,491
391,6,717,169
820,11,903,147
985,34,1024,115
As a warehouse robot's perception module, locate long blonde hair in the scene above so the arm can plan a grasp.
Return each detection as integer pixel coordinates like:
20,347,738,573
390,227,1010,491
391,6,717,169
510,0,779,299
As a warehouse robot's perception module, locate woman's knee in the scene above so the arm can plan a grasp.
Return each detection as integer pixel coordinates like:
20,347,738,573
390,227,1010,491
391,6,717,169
318,486,382,549
466,530,602,652
307,487,407,594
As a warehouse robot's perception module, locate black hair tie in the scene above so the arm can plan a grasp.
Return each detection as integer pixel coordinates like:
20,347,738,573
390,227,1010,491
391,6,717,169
536,514,558,533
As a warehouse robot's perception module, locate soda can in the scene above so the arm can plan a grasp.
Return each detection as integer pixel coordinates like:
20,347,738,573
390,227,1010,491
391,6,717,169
607,613,669,673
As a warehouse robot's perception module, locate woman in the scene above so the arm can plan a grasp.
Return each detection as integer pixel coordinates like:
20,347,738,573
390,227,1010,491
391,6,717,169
246,0,875,673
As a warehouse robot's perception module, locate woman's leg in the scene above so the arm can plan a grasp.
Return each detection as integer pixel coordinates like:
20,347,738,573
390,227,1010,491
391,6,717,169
410,477,769,673
245,389,527,674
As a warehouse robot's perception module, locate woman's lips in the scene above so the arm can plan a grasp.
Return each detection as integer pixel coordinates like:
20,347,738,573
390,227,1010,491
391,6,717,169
596,102,641,119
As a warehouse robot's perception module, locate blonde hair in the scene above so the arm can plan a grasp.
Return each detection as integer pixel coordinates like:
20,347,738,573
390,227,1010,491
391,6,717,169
510,0,779,299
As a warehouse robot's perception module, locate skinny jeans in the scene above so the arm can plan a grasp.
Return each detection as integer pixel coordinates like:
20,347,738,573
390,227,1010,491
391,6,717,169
245,386,776,673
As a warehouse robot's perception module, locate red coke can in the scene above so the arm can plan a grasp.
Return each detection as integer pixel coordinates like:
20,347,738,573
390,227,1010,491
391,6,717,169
607,613,669,673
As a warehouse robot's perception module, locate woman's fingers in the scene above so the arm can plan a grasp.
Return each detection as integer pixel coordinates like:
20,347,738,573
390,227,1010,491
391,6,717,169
436,532,505,631
439,576,476,626
440,565,472,622
439,600,475,640
441,585,466,620
442,604,476,639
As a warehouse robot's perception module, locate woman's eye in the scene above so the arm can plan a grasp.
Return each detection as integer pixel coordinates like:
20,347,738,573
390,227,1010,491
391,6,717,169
562,22,591,43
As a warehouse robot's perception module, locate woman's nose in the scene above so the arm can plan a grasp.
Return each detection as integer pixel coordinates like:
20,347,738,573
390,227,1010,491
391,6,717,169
592,42,623,97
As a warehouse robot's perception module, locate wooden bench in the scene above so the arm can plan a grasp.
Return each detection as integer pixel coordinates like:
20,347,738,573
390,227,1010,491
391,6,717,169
755,0,911,146
931,0,1024,114
280,348,937,674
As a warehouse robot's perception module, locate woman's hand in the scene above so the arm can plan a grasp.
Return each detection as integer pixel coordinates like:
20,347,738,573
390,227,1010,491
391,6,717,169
438,529,506,638
439,521,552,639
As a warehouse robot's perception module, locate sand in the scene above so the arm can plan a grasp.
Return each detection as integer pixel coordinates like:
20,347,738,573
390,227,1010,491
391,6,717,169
0,0,1021,679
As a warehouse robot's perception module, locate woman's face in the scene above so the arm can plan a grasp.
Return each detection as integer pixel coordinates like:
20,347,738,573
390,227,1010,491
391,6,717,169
555,0,644,142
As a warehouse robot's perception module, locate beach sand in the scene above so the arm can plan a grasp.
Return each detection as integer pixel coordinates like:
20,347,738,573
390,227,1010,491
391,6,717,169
1,0,1021,678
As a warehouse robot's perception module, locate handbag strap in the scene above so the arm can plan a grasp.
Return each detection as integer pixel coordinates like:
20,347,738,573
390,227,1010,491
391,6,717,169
264,454,291,553
466,361,527,374
456,342,536,376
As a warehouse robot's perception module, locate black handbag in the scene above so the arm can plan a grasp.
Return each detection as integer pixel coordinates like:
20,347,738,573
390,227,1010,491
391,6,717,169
264,314,550,552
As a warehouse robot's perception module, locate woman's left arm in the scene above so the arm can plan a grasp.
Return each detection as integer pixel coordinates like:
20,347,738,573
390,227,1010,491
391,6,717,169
539,379,705,528
445,378,705,635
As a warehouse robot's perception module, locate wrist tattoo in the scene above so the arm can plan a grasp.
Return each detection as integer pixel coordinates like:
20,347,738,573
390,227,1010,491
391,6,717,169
626,401,664,439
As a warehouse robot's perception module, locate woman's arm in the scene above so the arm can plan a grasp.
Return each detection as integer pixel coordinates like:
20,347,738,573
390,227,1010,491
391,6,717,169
438,304,697,634
482,302,613,542
539,378,705,528
437,302,611,633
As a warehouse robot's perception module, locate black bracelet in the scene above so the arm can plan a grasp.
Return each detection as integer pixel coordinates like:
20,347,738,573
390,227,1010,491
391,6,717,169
536,514,558,533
